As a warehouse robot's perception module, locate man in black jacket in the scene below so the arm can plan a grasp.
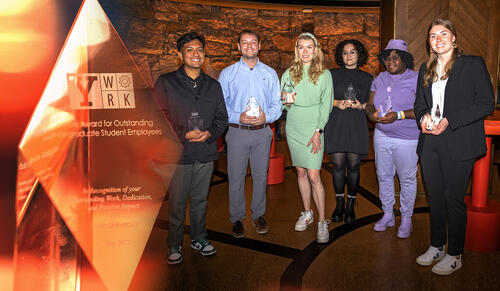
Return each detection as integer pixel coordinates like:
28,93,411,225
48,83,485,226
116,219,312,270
154,32,228,265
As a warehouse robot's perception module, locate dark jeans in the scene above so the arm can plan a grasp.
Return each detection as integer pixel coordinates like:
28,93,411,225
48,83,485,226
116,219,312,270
330,152,362,196
420,135,474,255
167,161,214,248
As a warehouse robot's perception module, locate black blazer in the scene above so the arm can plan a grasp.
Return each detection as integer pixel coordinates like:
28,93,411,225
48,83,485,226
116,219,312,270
414,55,495,161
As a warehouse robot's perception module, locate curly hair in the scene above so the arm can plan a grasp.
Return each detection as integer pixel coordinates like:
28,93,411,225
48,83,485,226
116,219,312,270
289,33,325,85
378,49,414,71
334,39,368,67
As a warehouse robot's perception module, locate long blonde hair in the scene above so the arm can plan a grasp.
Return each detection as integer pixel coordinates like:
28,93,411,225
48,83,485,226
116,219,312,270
289,32,325,85
423,19,462,88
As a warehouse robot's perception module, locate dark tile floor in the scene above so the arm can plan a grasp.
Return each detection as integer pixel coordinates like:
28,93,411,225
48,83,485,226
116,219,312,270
137,138,500,291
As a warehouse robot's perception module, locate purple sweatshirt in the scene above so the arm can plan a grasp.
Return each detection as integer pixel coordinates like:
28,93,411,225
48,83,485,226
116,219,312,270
371,69,419,140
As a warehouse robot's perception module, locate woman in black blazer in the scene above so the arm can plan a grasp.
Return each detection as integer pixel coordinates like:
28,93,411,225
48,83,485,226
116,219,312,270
414,19,494,275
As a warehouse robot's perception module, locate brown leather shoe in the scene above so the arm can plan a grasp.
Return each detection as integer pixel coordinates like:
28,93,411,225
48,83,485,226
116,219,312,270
253,216,268,234
232,220,245,238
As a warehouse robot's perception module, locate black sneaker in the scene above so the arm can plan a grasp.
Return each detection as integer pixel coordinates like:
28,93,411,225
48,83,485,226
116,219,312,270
191,239,216,256
167,246,182,265
253,216,268,234
232,220,245,238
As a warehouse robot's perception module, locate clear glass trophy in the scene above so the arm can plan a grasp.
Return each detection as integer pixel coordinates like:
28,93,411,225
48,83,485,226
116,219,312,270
378,96,392,117
432,104,442,124
344,82,356,104
188,112,204,131
246,96,260,117
428,104,442,131
14,1,183,290
283,81,295,104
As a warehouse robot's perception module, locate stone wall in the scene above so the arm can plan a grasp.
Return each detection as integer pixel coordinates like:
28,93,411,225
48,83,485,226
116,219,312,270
101,0,380,87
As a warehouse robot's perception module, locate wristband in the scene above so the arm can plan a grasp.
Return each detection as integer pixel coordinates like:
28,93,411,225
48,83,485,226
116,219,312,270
397,111,402,120
315,128,323,134
400,111,405,119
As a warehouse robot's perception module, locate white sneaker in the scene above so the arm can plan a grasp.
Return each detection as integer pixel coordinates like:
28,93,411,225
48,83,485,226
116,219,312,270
432,254,462,275
295,210,313,231
416,245,445,266
317,220,330,243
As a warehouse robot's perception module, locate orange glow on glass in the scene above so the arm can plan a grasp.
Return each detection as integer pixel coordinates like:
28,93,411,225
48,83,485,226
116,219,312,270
15,0,182,290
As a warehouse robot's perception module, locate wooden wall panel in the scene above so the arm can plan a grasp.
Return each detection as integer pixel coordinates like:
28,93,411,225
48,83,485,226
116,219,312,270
394,0,448,69
390,0,500,102
449,0,489,58
388,0,499,102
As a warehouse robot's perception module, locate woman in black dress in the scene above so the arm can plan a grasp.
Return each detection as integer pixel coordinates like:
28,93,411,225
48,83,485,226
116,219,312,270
324,39,373,224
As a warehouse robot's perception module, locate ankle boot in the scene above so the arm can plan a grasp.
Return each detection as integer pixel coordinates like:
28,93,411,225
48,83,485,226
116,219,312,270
345,197,356,224
397,216,413,238
373,212,395,231
331,196,345,222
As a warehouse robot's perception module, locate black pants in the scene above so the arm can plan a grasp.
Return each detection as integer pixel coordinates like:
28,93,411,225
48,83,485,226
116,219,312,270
330,152,362,196
420,135,475,255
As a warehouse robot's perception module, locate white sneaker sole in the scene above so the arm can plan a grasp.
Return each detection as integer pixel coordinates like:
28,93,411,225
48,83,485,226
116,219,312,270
167,257,183,265
190,244,216,256
295,219,313,231
431,262,462,275
416,254,445,266
317,236,329,244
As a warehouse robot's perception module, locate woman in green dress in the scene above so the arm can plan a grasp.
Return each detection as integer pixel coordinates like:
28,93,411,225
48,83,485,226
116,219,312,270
281,32,333,244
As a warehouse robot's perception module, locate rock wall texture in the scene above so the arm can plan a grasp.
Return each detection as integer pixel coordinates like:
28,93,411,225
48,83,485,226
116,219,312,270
101,0,380,86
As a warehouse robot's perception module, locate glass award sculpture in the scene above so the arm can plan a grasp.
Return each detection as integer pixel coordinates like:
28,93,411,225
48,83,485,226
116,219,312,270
282,81,295,104
14,0,182,290
378,96,392,117
188,112,203,131
431,104,442,126
246,96,260,117
344,82,356,104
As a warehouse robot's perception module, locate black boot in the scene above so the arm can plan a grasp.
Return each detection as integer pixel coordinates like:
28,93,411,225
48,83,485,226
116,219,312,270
331,196,345,222
345,196,356,224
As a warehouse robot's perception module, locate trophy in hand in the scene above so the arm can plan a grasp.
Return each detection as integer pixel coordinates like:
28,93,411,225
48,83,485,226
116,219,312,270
283,81,295,104
427,104,442,131
344,82,356,106
188,111,204,131
246,96,260,117
378,96,392,117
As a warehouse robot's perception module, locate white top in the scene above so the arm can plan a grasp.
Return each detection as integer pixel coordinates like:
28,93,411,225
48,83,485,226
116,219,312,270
431,60,448,122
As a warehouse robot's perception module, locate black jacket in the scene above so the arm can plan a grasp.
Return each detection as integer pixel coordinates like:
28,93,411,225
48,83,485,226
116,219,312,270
154,66,228,164
414,55,495,161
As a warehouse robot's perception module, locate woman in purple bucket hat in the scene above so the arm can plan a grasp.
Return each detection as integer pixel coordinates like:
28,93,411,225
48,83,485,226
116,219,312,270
365,39,419,238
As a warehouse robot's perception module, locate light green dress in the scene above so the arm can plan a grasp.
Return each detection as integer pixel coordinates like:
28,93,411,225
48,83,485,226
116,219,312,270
282,66,333,169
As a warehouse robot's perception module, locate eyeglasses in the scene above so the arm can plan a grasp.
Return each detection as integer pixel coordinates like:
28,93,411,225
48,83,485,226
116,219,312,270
342,50,357,56
384,55,400,62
